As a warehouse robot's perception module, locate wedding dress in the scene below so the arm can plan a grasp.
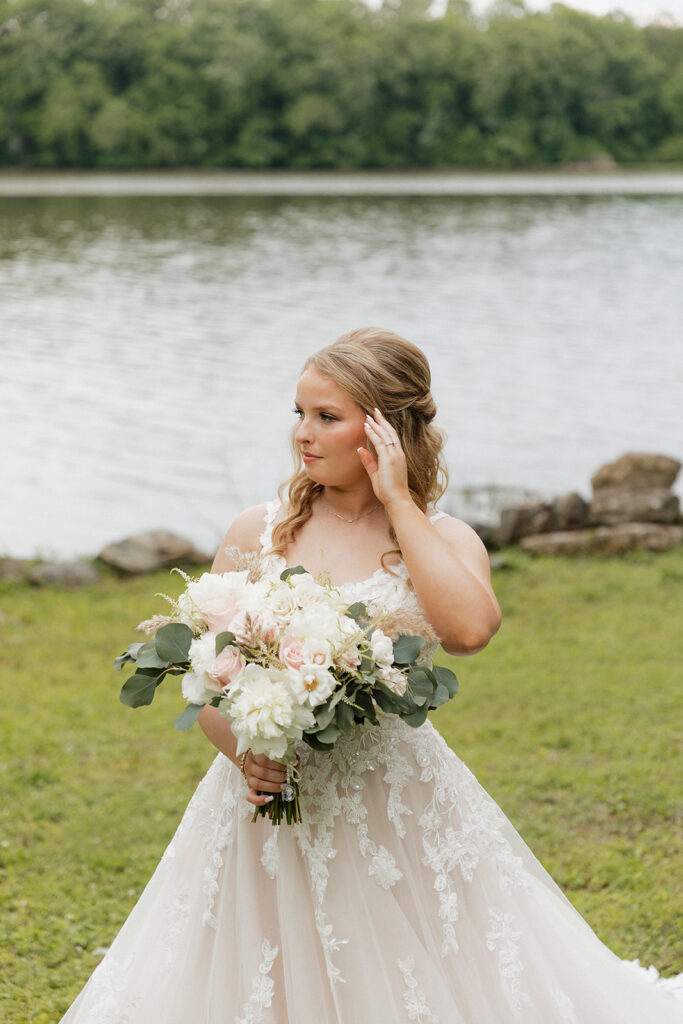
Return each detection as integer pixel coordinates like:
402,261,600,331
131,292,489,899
61,500,683,1023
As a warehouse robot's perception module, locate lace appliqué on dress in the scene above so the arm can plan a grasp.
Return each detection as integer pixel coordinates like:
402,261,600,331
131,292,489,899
486,908,533,1013
86,953,141,1024
234,939,279,1024
398,955,441,1023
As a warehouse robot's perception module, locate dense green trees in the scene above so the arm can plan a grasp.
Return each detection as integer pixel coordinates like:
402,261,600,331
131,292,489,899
1,0,681,168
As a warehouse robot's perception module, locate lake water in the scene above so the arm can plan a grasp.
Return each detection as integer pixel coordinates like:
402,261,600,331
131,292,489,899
1,172,681,560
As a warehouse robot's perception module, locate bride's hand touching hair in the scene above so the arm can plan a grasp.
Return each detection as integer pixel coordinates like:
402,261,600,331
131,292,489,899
357,407,411,511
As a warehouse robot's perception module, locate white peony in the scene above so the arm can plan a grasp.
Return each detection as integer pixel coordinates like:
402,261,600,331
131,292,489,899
219,663,315,758
288,603,343,644
288,664,338,708
182,631,223,704
370,629,394,668
288,572,326,605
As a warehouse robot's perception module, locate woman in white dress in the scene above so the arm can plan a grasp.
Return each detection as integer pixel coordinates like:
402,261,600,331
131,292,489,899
61,327,682,1023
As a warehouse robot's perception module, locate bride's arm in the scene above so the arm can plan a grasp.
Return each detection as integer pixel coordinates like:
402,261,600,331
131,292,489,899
360,409,501,657
196,504,287,806
387,500,501,657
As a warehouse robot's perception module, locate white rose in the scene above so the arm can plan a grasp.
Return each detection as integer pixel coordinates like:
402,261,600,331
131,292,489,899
182,631,222,703
370,629,394,668
177,571,250,630
265,583,300,623
288,572,325,605
288,664,337,708
301,637,332,669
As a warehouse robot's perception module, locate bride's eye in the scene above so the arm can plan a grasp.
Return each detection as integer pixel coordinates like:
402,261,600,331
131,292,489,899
320,413,335,422
292,407,303,417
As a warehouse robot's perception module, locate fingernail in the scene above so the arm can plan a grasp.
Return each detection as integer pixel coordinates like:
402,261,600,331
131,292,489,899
264,795,274,803
280,782,287,791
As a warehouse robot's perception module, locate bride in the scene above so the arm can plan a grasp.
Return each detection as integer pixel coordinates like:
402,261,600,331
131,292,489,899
61,327,682,1022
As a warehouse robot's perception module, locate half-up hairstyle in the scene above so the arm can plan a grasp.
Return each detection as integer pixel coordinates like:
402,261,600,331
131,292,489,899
271,327,449,569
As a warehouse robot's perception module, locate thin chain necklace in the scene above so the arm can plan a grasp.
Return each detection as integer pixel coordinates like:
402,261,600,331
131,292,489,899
321,499,382,524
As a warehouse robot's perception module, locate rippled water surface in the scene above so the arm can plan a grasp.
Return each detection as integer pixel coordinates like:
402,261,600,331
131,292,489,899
1,179,682,558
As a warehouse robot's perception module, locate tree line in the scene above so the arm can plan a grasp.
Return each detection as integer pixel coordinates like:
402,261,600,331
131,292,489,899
1,0,682,169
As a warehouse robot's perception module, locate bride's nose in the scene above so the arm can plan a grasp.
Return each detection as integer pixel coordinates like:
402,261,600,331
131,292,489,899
294,416,314,445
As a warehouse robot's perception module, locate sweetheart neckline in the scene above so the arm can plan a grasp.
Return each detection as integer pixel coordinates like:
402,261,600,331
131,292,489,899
264,551,410,591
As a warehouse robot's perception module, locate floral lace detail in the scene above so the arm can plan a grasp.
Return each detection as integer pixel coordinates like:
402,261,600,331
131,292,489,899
398,955,441,1022
162,885,191,974
234,938,279,1024
260,830,279,879
86,953,140,1023
551,986,579,1022
200,758,251,927
486,908,532,1013
368,842,403,890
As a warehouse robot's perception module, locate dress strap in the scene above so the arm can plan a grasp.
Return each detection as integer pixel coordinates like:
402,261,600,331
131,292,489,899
428,509,449,524
258,498,282,555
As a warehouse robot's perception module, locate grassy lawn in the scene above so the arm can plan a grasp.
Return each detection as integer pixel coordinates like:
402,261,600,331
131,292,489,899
1,548,682,1022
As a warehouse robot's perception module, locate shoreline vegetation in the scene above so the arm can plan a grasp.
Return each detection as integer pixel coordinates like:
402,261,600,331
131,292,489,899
1,547,682,1021
2,0,683,172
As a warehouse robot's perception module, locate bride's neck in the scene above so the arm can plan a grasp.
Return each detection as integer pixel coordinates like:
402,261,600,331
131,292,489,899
318,486,380,521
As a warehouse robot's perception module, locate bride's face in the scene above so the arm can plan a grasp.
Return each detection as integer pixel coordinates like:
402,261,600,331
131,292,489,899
293,367,368,487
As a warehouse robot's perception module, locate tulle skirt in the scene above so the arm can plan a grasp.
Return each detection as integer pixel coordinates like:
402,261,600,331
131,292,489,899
60,715,683,1023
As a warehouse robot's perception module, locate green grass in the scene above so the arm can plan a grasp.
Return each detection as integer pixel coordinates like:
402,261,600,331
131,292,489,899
1,549,682,1022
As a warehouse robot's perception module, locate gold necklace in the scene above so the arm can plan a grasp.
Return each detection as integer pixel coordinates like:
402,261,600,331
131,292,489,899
321,499,382,524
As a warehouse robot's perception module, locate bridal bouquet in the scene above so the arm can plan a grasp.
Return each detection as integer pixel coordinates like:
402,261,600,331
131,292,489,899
115,562,458,825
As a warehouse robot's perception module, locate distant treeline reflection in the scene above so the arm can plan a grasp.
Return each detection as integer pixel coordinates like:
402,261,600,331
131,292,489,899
2,0,682,169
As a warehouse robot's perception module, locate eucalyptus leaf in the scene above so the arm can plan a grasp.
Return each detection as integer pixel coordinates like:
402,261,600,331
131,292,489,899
136,642,170,670
305,733,335,752
314,702,336,730
392,634,424,664
433,664,459,697
406,669,435,708
215,631,236,655
402,703,430,727
345,601,368,623
354,690,378,724
119,673,158,708
280,565,308,581
315,722,341,744
114,650,136,671
174,704,203,730
431,682,452,708
155,622,193,663
335,700,356,733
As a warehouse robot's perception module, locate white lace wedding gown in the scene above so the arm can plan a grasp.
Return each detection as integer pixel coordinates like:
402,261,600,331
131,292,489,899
61,500,683,1024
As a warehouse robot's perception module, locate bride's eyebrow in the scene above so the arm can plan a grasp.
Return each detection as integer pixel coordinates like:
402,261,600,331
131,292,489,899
294,399,345,414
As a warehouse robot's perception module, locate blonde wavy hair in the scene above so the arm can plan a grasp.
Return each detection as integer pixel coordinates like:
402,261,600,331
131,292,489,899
270,327,449,570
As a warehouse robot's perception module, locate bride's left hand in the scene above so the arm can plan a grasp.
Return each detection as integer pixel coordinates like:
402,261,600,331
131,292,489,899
357,407,411,510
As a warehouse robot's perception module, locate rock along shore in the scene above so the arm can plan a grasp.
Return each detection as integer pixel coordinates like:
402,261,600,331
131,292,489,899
1,453,681,587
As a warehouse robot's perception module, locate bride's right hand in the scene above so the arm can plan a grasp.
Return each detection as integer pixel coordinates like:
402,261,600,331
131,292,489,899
242,750,288,806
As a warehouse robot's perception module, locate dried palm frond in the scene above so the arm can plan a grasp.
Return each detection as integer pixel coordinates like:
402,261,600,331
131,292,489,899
370,607,440,647
136,614,176,636
222,544,268,583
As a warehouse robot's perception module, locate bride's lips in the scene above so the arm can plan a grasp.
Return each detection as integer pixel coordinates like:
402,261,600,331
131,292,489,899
302,453,322,463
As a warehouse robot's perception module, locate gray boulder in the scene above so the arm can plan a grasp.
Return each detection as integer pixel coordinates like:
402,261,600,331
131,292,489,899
27,561,100,586
590,488,679,526
498,502,554,545
591,453,680,492
98,530,212,574
521,523,683,557
550,492,590,531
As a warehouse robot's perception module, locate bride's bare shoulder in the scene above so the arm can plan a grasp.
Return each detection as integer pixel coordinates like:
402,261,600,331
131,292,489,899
211,503,270,572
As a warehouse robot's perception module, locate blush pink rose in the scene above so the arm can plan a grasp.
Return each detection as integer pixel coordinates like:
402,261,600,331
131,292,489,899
199,595,240,634
337,645,361,671
209,645,246,688
279,636,305,671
